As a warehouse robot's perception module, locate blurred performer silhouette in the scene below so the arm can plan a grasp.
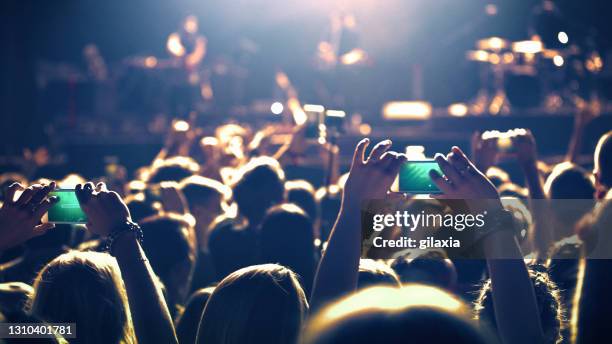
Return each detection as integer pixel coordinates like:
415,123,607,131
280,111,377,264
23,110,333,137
166,15,209,116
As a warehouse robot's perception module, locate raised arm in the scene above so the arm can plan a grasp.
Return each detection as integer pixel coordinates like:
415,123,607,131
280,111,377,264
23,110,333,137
431,147,544,344
76,182,178,344
513,129,553,256
310,139,404,310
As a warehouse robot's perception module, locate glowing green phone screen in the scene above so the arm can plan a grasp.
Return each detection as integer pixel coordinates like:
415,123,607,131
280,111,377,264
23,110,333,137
48,190,88,224
398,161,443,194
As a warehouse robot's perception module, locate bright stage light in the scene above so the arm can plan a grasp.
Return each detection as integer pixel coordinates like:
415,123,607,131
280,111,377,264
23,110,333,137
558,31,569,44
382,101,431,120
167,33,186,57
326,110,346,118
553,55,564,67
304,104,325,113
448,103,468,117
512,40,543,54
173,120,190,132
271,102,284,115
144,56,158,68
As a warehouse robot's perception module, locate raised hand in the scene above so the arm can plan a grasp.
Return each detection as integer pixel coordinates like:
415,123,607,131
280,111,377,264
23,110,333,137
511,128,537,164
471,131,498,172
430,147,502,212
342,139,406,207
75,182,131,237
0,182,58,250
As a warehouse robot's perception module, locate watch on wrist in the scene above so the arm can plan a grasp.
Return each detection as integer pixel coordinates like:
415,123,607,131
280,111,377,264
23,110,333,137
104,221,144,255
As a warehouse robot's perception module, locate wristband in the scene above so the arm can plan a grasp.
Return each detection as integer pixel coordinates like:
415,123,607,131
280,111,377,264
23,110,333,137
104,221,144,255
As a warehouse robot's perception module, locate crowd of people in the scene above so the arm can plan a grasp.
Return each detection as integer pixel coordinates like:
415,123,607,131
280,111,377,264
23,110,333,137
0,111,610,344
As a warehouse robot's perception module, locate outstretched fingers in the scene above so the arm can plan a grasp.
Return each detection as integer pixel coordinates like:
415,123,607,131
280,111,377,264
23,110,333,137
351,138,370,168
368,139,392,163
4,182,25,204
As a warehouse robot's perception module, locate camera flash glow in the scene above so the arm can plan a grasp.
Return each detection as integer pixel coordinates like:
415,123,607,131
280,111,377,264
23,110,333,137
557,31,569,44
553,55,564,67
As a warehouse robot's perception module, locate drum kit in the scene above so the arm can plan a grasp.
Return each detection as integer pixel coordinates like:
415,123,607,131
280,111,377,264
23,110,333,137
465,2,605,116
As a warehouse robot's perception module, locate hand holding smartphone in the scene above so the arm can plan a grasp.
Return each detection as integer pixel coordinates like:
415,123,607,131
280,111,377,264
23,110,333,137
397,160,444,194
47,189,88,224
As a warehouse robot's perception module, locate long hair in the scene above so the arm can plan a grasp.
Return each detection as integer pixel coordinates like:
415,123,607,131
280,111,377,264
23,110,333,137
29,251,136,344
196,264,308,344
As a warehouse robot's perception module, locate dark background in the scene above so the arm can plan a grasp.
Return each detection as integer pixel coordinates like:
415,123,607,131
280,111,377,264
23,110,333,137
1,0,611,154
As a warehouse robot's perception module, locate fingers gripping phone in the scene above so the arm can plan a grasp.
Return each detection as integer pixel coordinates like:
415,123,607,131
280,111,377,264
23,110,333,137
397,160,443,194
47,189,88,224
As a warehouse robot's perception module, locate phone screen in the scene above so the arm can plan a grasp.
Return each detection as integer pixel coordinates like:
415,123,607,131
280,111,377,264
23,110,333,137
47,189,88,224
398,161,443,194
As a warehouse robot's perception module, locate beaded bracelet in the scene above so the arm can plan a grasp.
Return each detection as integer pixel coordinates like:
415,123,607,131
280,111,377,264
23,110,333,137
104,221,144,255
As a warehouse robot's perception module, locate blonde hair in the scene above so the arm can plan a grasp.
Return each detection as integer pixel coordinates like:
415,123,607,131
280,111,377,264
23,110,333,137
29,251,136,344
197,264,308,344
303,284,486,344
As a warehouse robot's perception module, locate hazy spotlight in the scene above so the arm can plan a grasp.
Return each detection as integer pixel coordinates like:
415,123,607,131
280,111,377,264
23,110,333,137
271,102,284,115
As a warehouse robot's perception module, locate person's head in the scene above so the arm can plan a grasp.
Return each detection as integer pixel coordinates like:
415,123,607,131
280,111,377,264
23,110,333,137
124,193,158,222
594,131,612,199
197,264,308,344
0,282,33,319
391,251,458,291
140,215,196,310
475,265,564,344
545,162,595,199
285,180,319,225
29,251,135,344
358,259,401,289
302,285,491,344
260,204,316,293
148,157,199,183
176,287,215,344
180,175,231,240
207,216,258,280
486,167,511,188
231,157,285,226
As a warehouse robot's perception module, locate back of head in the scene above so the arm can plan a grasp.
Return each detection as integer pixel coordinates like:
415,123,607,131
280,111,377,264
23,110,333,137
594,131,612,197
197,264,308,344
148,157,199,183
285,180,319,224
0,282,33,319
358,259,401,289
316,186,342,242
176,287,215,344
124,193,158,222
545,162,595,199
475,265,564,344
260,204,316,292
140,215,196,307
207,216,258,280
231,157,285,225
391,251,457,291
180,175,231,211
303,285,490,344
29,251,134,344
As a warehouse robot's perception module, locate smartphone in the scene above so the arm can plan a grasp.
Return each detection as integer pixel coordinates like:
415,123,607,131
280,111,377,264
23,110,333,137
47,189,88,224
304,107,324,139
398,160,443,194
